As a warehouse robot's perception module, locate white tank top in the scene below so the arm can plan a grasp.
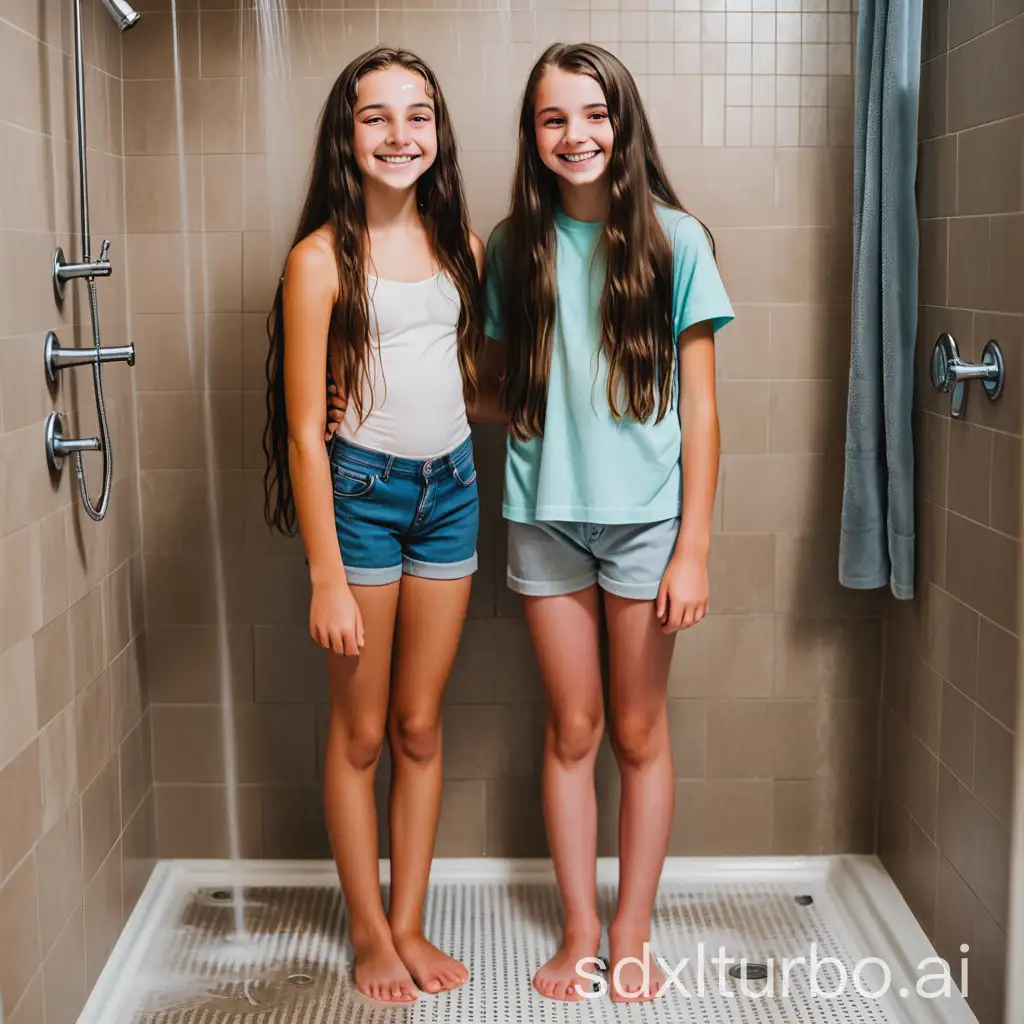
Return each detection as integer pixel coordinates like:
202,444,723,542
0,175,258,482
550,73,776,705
337,271,471,460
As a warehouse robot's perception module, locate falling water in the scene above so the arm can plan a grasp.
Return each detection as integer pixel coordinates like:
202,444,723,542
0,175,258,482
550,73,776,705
252,0,295,272
169,0,246,941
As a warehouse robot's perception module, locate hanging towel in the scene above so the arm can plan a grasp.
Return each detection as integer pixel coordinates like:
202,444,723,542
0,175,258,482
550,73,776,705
839,0,924,601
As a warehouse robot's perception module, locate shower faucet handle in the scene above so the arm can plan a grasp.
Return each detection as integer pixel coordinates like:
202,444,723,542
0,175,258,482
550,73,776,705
930,332,1005,419
99,239,110,262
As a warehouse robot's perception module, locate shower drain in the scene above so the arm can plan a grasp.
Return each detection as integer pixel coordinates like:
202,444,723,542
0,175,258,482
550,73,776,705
121,881,905,1023
729,961,770,981
195,887,264,910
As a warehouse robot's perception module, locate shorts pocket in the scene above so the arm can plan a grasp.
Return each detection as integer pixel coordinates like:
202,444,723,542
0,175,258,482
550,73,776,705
333,465,376,499
452,455,476,487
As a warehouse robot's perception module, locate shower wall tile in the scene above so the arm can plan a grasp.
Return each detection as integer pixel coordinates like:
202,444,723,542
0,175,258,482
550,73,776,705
945,513,1019,633
0,640,37,773
883,16,1022,1023
39,704,78,835
918,53,946,141
917,134,958,220
0,854,42,1020
261,785,332,859
774,617,882,699
75,671,113,806
83,841,122,990
81,756,121,883
946,421,993,525
44,903,87,1024
947,13,1024,132
948,0,991,49
771,776,876,854
0,8,152,1015
723,453,844,532
7,972,45,1024
0,741,43,884
484,779,546,857
154,783,263,858
991,434,1022,538
958,115,1024,217
122,791,157,920
669,780,774,854
973,712,1015,827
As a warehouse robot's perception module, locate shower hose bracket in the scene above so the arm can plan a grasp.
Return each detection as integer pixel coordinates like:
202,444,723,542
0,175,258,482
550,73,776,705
52,241,113,303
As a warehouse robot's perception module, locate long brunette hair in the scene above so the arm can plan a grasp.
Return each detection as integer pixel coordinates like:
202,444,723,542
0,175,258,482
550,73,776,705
501,42,712,441
263,47,481,533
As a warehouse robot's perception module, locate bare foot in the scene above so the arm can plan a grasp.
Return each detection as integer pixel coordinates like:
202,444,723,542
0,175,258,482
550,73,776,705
351,929,420,1003
608,924,665,1003
532,922,603,1002
393,931,469,995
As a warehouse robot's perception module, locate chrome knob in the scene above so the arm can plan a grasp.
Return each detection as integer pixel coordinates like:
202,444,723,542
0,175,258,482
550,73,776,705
930,333,1004,419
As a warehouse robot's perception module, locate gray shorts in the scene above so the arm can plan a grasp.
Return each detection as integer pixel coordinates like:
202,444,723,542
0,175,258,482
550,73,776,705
506,519,681,601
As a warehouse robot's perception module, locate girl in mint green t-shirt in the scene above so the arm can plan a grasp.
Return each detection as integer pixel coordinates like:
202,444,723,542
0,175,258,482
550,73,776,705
481,42,734,1004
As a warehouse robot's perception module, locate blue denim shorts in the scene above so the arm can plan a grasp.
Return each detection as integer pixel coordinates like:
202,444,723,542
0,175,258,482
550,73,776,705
330,434,479,586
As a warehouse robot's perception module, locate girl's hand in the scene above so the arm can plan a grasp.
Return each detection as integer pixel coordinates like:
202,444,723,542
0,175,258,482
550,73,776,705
655,550,709,633
310,576,364,655
324,384,346,442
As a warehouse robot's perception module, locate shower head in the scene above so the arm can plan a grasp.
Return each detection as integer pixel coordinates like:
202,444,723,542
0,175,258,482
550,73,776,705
98,0,140,31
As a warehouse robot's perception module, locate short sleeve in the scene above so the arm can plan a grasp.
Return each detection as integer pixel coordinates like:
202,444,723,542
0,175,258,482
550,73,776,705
670,214,734,339
484,223,507,341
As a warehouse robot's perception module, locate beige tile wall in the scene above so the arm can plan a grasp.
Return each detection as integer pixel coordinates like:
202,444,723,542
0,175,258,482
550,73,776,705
124,0,884,862
878,3,1024,1023
0,1,152,1022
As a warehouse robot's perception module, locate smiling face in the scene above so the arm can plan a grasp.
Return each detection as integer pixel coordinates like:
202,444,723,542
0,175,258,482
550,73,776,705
532,67,614,190
351,65,438,192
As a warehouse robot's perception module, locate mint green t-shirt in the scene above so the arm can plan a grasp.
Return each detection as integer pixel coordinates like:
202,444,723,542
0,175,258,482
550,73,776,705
484,203,734,525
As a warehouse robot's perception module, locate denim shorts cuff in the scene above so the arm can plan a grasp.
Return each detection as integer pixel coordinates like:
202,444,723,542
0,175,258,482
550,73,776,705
403,552,478,581
344,563,403,586
506,568,597,597
597,573,662,601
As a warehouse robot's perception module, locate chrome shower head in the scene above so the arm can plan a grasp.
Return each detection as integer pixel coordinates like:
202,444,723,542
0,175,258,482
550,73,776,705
98,0,140,30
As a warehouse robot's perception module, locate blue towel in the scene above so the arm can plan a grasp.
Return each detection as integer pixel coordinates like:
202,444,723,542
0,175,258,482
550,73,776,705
839,0,924,601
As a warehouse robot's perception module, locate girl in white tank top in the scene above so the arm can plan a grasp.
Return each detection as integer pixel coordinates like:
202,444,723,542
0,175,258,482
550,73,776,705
262,48,503,1006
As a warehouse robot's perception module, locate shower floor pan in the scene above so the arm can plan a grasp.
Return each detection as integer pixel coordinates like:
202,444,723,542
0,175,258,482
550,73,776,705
79,856,978,1024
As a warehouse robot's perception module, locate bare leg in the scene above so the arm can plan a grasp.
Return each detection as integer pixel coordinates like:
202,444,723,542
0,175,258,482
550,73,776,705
603,591,675,1002
387,573,473,995
323,581,417,1003
523,588,606,1002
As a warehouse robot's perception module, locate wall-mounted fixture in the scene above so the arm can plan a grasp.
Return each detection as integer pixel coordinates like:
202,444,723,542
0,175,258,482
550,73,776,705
43,330,134,384
98,0,139,30
930,332,1004,419
45,0,141,521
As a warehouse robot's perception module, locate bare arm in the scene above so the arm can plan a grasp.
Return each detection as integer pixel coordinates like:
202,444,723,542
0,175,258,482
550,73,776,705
675,320,719,558
656,319,720,632
283,236,363,654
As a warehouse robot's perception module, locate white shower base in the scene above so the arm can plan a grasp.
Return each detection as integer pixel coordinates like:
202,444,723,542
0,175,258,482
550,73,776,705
78,856,978,1024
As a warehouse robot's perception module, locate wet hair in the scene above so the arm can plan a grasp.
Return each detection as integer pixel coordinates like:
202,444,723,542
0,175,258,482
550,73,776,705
263,46,481,534
499,42,713,441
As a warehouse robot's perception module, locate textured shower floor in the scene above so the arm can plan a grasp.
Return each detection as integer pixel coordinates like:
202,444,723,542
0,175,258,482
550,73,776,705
78,858,977,1024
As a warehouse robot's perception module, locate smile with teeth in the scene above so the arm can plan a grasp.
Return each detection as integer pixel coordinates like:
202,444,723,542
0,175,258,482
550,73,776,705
559,151,600,164
377,154,418,164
